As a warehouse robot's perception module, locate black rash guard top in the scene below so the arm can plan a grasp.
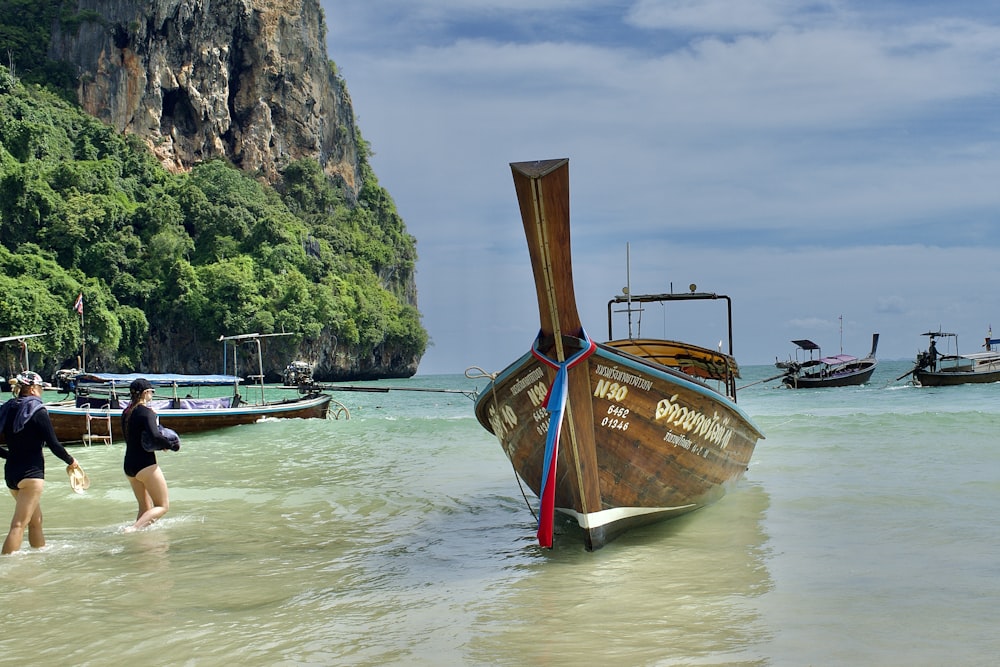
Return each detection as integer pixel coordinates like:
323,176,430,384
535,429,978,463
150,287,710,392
122,403,171,477
0,397,75,490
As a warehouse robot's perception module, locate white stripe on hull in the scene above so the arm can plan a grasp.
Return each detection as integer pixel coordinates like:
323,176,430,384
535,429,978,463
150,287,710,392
558,503,697,529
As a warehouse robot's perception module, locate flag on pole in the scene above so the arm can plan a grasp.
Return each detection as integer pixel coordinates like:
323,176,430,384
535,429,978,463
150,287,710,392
73,293,83,315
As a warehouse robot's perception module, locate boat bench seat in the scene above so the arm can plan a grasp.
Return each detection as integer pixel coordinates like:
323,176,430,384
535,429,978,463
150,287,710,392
75,396,232,410
168,397,232,410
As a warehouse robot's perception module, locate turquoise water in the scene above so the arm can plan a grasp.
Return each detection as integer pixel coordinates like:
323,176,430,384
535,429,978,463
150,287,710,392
1,363,998,665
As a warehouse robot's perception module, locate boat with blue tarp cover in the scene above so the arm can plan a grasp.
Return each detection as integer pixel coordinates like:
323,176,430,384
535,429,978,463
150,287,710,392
43,333,337,443
44,372,333,444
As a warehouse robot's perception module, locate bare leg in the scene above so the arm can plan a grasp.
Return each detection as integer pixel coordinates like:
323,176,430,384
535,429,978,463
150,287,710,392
3,479,45,554
126,465,169,531
127,476,154,523
27,502,44,548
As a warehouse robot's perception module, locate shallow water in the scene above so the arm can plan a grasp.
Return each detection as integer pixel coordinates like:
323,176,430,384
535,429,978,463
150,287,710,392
2,364,999,665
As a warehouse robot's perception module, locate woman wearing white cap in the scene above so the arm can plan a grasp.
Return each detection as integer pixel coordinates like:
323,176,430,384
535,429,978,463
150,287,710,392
0,371,83,554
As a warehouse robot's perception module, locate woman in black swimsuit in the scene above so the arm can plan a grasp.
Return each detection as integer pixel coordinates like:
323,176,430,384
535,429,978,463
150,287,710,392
121,378,177,531
0,371,82,554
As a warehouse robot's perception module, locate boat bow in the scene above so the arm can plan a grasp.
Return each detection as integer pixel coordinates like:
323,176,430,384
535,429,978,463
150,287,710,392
511,159,602,548
475,158,764,551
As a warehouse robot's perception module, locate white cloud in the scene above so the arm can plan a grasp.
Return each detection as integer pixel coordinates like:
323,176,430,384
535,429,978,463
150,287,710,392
319,1,1000,373
626,0,831,33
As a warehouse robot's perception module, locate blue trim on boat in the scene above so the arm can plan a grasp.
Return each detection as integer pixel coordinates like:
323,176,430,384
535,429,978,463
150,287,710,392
475,345,764,438
591,344,763,437
74,372,241,387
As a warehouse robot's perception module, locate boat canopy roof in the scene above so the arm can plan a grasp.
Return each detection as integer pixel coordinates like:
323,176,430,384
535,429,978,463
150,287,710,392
791,339,820,350
0,333,48,344
820,354,857,365
75,372,241,387
952,351,1000,361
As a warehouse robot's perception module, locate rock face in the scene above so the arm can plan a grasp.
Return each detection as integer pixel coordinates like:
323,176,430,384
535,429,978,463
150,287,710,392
135,329,418,382
49,0,360,190
301,337,419,382
47,0,422,379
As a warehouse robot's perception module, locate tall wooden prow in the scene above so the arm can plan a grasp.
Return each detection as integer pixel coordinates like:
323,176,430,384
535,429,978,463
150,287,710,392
511,159,582,350
510,159,603,549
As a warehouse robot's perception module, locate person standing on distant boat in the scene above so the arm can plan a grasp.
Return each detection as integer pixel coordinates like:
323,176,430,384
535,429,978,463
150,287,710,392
121,378,177,531
0,371,83,554
927,339,939,371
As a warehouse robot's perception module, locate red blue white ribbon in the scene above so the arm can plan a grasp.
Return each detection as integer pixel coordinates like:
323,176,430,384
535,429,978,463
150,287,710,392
530,330,597,548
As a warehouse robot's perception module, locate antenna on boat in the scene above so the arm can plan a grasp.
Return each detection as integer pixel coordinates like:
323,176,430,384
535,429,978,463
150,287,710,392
839,314,844,355
625,242,633,339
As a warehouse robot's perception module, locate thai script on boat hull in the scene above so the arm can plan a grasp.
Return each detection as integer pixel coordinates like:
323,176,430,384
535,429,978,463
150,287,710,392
654,394,734,450
595,364,654,391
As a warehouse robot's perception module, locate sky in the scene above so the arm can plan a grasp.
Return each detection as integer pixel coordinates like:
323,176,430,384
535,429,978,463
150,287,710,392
320,0,1000,375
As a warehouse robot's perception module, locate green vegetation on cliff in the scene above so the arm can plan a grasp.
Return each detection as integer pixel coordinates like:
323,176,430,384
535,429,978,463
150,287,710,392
0,64,427,374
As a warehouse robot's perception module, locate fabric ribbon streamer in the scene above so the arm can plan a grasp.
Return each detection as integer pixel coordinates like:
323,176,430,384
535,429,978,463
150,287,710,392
530,330,597,548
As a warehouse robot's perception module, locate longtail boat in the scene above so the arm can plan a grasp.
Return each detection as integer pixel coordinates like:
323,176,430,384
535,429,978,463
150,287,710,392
44,372,333,444
473,158,764,550
778,333,880,388
44,333,337,444
897,330,1000,386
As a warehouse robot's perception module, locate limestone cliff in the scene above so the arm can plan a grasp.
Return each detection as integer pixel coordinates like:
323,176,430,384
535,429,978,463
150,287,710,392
49,0,359,190
45,0,422,379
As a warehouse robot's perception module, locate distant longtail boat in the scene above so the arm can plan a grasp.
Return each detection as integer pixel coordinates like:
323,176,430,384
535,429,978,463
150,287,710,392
777,333,879,389
898,330,1000,386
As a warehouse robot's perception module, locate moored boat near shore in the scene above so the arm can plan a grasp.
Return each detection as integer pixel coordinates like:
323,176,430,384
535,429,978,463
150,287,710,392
44,332,341,444
45,372,334,444
900,330,1000,386
472,158,764,550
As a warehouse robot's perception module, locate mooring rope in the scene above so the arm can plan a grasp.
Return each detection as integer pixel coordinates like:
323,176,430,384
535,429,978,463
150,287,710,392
466,365,539,522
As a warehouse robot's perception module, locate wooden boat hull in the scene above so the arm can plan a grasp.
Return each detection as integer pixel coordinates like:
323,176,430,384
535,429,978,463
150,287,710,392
914,368,1000,386
45,393,332,444
782,361,877,388
475,343,763,550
